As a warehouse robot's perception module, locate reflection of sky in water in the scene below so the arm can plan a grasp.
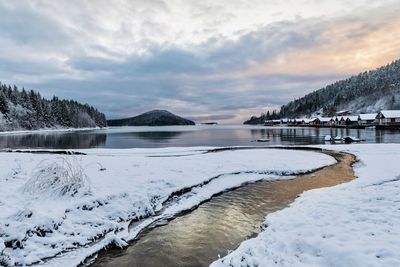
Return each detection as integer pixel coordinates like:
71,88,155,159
93,153,353,267
0,125,400,149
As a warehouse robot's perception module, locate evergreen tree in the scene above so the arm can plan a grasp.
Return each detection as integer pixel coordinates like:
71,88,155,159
0,92,9,115
245,59,400,122
0,82,107,131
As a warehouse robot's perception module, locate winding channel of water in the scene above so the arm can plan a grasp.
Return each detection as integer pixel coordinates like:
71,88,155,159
91,150,356,267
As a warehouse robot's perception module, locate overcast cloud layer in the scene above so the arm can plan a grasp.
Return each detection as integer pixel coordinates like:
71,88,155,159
1,0,400,123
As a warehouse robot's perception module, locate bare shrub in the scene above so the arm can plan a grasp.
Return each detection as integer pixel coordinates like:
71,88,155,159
22,157,91,198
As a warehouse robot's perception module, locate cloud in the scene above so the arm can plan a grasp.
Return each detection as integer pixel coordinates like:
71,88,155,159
0,0,399,123
187,114,236,121
68,48,209,76
0,2,70,47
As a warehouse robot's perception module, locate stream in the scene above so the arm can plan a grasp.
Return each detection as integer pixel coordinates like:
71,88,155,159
91,151,356,267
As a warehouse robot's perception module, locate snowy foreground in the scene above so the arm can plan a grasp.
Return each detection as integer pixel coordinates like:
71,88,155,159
0,147,335,266
212,144,400,267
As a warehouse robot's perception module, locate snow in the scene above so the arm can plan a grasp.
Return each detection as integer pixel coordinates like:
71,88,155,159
0,147,335,266
340,115,359,122
358,113,377,121
319,117,333,122
3,144,399,267
343,136,361,142
211,144,400,267
334,135,342,141
379,110,400,118
301,119,312,123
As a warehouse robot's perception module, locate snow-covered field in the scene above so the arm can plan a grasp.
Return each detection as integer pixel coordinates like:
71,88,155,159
0,147,335,266
212,144,400,267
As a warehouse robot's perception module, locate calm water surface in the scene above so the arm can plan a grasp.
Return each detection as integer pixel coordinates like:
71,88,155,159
1,125,400,149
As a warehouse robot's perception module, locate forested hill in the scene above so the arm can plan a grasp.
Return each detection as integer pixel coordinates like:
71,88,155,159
0,83,107,131
107,110,195,126
279,59,400,118
244,59,400,123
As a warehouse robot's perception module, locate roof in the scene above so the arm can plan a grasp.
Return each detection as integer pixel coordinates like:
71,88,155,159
379,110,400,118
319,117,333,122
358,113,377,120
341,116,358,122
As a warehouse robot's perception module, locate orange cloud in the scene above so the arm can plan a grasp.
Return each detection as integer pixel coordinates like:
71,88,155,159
240,16,400,77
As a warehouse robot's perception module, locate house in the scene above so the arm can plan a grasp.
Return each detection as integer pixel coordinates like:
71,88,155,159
280,118,289,125
290,119,303,125
376,110,400,125
345,116,359,125
309,118,321,125
358,113,377,125
264,119,282,126
333,116,340,125
338,116,346,125
319,117,334,125
287,119,299,125
339,116,358,125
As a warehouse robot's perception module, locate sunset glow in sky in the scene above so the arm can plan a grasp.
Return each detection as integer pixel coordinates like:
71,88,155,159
1,0,399,123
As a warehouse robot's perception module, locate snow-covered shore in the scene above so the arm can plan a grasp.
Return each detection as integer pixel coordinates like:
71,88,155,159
0,147,335,266
212,144,400,267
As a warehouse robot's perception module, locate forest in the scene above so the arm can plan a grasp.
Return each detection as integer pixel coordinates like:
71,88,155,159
245,59,400,124
0,83,107,131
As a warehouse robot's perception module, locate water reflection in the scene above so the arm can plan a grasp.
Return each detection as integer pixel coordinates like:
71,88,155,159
117,131,184,142
249,127,372,145
0,132,106,149
0,125,399,149
92,152,355,267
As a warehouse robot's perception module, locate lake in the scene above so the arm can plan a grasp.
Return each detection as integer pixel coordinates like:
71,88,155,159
1,125,400,149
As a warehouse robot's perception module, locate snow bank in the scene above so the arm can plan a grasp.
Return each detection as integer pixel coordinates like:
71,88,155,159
0,147,334,266
211,144,400,267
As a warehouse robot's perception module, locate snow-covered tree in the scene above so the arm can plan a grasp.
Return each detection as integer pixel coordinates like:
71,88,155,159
245,58,400,123
0,83,107,131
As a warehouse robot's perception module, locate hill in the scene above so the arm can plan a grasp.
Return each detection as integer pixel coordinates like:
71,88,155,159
244,59,400,123
0,83,107,131
107,110,195,126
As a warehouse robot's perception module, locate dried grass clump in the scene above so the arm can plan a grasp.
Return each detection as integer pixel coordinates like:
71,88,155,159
22,157,90,197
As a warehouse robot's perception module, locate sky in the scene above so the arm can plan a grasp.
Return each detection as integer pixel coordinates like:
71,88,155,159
0,0,400,124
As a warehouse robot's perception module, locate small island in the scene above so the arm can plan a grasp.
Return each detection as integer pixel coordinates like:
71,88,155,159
107,110,195,126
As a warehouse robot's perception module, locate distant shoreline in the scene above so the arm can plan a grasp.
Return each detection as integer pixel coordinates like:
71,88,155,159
247,124,400,130
0,127,106,136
